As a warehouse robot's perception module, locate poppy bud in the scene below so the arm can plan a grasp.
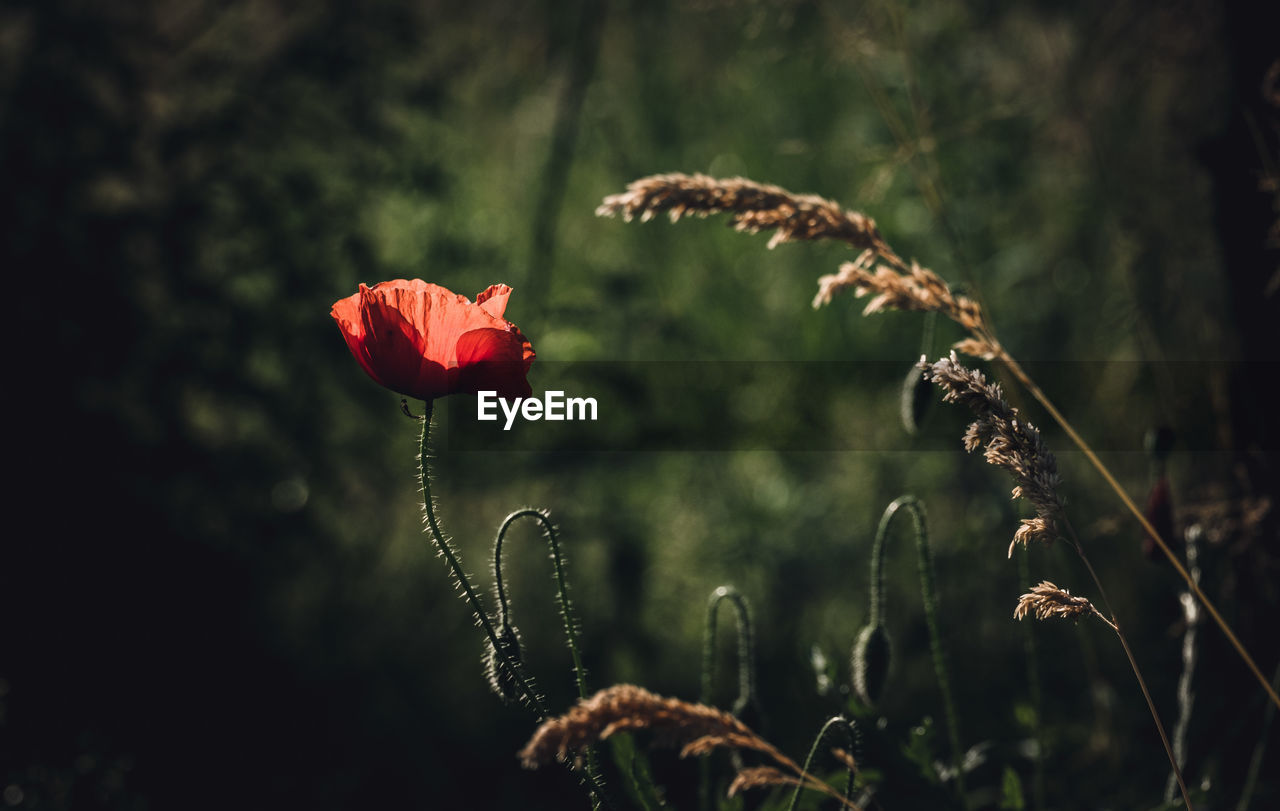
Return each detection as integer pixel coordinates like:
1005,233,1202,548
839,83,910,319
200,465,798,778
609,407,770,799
1141,476,1175,561
851,623,893,707
901,364,934,435
483,624,525,704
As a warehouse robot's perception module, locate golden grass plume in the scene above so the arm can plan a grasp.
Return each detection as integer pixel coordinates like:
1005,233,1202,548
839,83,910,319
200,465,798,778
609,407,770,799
812,250,991,357
919,352,1065,557
520,684,863,809
598,172,999,360
518,683,775,768
597,172,882,251
727,766,804,798
1015,581,1115,630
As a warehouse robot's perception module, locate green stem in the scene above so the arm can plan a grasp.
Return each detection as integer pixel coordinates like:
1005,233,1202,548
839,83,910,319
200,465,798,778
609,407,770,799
417,404,546,715
997,354,1280,712
700,586,758,715
871,496,967,805
493,509,591,701
1016,547,1047,811
699,586,759,811
786,716,859,811
1236,663,1280,811
1061,519,1191,811
416,405,613,810
492,509,606,796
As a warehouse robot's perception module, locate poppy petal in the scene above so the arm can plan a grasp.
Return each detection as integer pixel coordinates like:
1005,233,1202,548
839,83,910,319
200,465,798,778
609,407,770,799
332,279,535,402
475,284,513,320
454,327,535,399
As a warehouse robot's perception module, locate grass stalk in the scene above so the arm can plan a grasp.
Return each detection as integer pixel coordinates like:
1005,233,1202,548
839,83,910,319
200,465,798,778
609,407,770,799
1015,548,1047,811
995,353,1280,712
786,716,859,811
1059,519,1192,810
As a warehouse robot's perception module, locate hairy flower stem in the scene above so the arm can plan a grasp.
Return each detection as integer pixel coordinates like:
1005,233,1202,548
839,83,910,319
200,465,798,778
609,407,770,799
786,717,858,811
1060,519,1191,810
418,408,543,712
993,352,1280,712
699,586,759,811
700,586,758,718
492,509,605,791
417,406,613,810
869,496,966,805
493,509,591,700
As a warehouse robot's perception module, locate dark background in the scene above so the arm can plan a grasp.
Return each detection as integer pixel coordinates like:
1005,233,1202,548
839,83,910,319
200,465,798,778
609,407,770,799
2,1,1277,809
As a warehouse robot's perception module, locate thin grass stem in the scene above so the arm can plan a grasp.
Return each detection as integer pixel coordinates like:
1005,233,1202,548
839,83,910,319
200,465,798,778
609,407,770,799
1236,663,1280,811
1060,519,1191,810
1016,548,1047,811
786,716,859,811
998,354,1280,712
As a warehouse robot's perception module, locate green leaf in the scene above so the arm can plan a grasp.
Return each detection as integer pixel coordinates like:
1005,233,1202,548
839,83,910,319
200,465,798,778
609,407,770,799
1000,766,1026,810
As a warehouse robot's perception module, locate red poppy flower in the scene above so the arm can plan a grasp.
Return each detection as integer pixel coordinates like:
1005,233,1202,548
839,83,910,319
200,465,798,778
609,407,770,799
332,279,534,402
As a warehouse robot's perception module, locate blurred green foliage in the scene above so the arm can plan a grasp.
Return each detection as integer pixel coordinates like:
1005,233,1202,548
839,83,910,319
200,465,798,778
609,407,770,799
3,0,1276,809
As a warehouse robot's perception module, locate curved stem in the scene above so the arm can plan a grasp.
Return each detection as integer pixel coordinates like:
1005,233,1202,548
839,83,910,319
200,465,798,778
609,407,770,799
417,406,613,810
700,586,757,715
786,716,859,811
870,496,966,804
417,404,546,717
491,509,607,798
700,585,758,811
492,509,591,701
1062,520,1191,811
740,725,863,811
997,353,1280,712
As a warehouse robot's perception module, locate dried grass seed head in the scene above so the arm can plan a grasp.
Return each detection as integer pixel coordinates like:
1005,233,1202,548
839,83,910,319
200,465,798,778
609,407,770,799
598,173,882,250
920,352,1065,557
1014,581,1103,624
519,684,761,769
813,254,988,339
727,766,804,798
